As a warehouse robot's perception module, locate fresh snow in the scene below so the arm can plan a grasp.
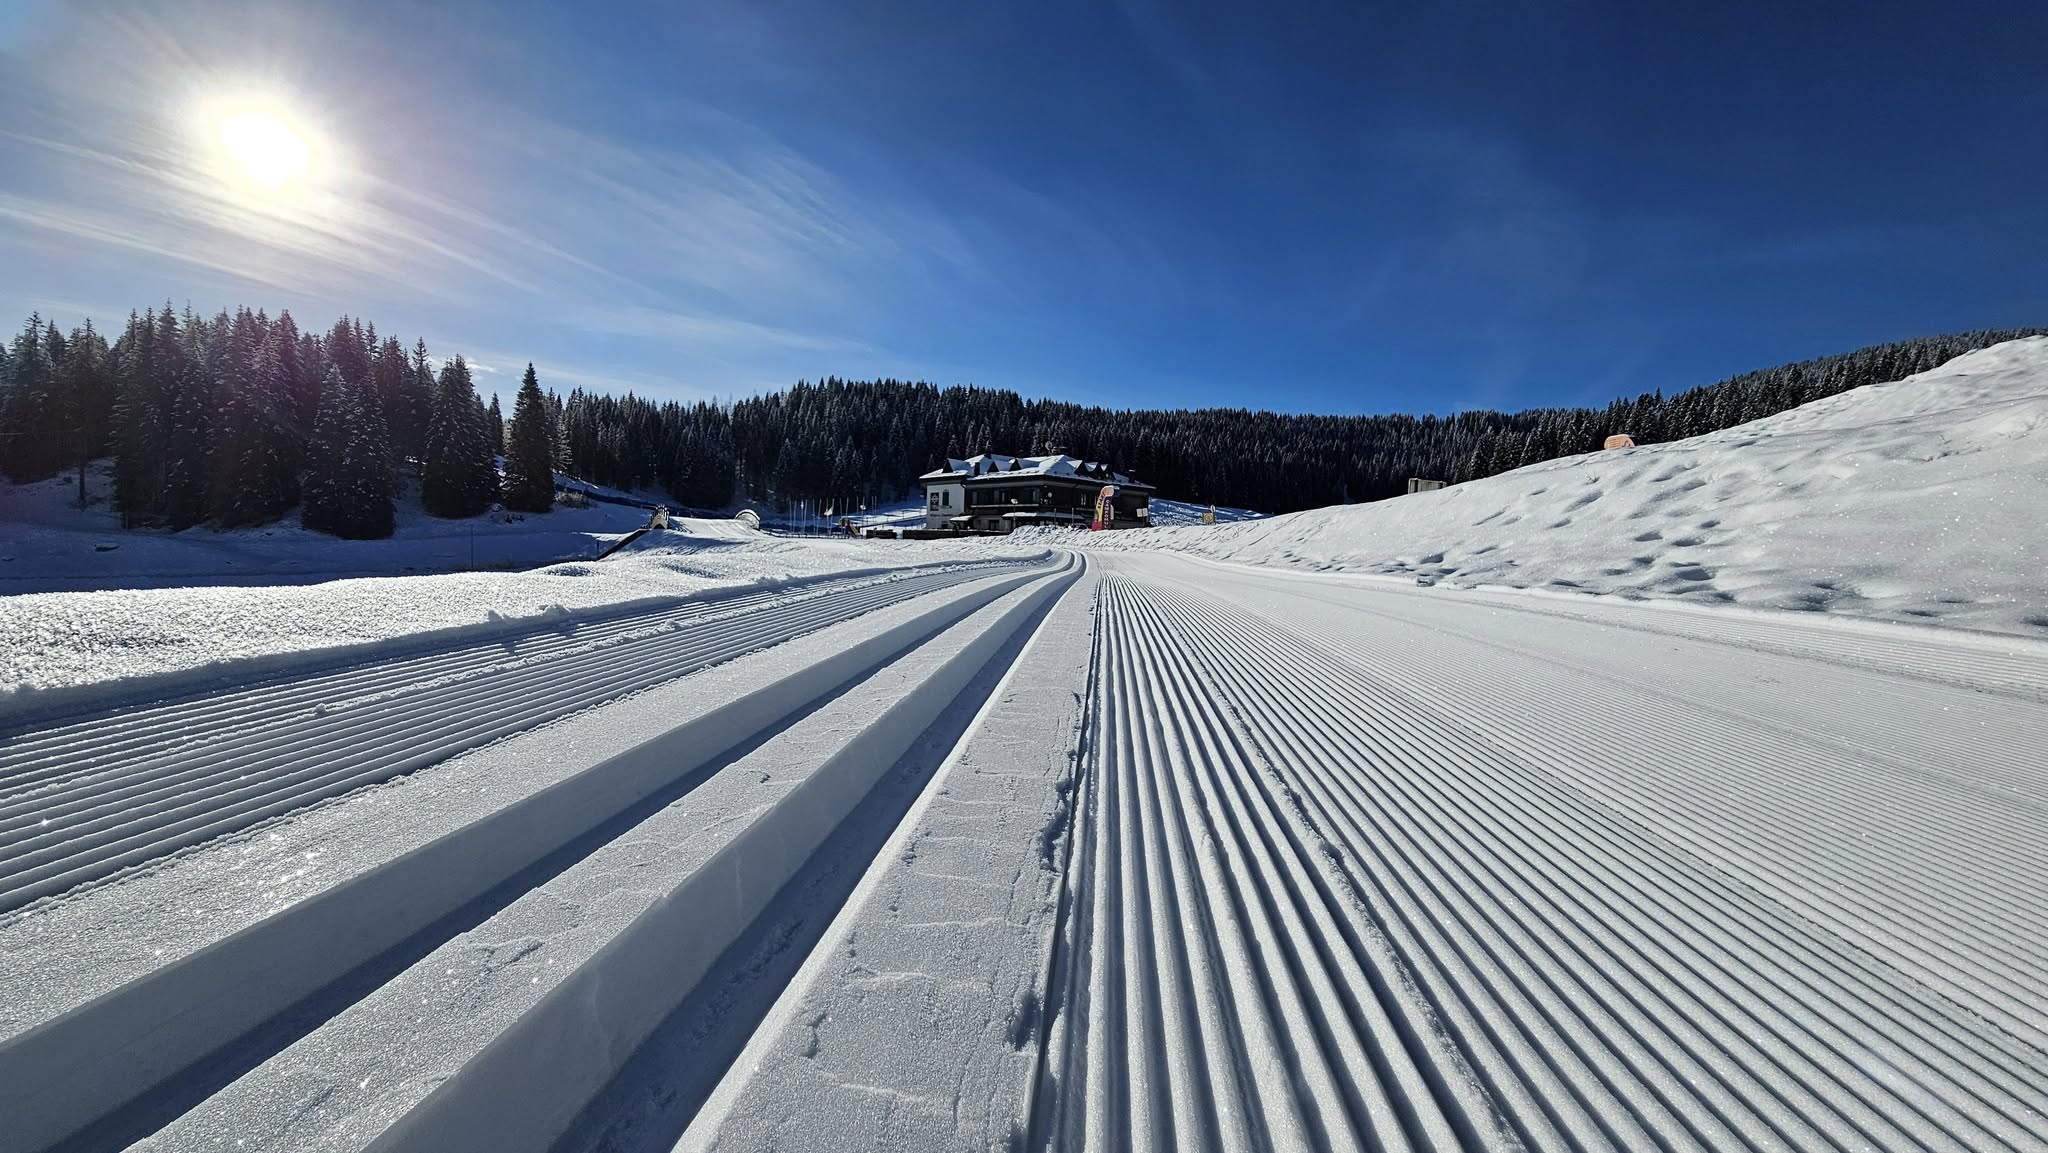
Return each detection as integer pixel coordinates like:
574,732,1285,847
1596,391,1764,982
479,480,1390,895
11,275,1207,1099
1068,337,2048,637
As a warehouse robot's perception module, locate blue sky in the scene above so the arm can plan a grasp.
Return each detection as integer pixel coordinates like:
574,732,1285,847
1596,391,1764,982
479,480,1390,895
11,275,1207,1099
2,0,2042,414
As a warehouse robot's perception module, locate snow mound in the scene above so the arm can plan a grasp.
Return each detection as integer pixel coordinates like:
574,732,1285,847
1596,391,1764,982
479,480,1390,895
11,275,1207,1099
1080,338,2048,638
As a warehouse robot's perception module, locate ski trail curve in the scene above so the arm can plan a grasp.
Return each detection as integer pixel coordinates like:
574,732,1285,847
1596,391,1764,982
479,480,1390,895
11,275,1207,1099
1035,566,2048,1153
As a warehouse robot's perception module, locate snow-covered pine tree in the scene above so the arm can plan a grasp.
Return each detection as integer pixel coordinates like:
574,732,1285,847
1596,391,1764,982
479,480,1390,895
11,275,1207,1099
211,329,299,525
465,388,500,510
57,319,112,504
0,314,63,482
502,363,555,512
422,354,496,518
156,308,213,530
302,367,395,538
372,337,419,465
407,338,435,466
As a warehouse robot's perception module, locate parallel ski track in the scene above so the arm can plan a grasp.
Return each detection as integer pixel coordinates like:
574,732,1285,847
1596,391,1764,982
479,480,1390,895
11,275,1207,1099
1163,559,2048,702
0,560,1032,914
1197,571,2048,1056
1036,572,2048,1153
1450,587,2048,703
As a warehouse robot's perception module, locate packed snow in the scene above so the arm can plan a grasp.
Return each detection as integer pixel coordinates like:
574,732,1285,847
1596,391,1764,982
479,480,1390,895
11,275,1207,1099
1068,338,2048,637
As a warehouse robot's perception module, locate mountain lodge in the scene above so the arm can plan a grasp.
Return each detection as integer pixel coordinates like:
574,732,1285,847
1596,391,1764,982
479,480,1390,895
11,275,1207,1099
920,454,1154,533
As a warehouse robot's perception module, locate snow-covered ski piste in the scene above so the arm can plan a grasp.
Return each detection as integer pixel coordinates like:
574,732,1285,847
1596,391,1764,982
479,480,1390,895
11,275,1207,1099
4,548,2046,1152
1035,559,2048,1152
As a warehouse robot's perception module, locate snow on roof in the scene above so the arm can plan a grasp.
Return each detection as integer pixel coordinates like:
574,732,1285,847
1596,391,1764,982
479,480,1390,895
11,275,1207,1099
918,453,1153,489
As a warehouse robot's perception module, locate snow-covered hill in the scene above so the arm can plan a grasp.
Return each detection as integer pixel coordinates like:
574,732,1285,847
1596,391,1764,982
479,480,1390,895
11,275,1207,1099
1077,338,2048,638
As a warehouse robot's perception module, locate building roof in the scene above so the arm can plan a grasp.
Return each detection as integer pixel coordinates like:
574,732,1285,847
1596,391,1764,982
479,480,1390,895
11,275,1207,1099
918,453,1154,490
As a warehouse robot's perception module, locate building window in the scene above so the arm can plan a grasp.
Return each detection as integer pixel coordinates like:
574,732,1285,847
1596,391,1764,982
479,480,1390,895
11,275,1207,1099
929,492,939,509
944,490,952,507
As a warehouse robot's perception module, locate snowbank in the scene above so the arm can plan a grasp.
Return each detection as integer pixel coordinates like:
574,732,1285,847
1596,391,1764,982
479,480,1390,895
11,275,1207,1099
0,534,1043,706
1071,338,2048,638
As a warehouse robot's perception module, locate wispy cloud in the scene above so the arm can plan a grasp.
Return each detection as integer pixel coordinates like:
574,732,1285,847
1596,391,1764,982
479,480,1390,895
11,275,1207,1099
570,303,870,354
0,0,961,382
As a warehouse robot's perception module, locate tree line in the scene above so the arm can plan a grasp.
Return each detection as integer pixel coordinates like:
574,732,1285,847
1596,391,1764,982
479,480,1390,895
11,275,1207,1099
536,326,2047,514
0,305,564,538
3,302,2041,534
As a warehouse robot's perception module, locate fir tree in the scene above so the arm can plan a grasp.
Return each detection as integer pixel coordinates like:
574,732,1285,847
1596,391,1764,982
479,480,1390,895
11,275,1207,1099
408,337,436,464
0,314,62,482
153,307,213,530
302,367,396,538
59,320,113,504
373,337,421,463
211,329,299,525
486,393,505,457
422,355,496,517
502,363,556,512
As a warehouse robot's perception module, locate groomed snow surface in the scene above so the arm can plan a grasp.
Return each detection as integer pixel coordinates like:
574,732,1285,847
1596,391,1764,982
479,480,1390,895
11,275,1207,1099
1068,336,2048,639
2,342,2046,1152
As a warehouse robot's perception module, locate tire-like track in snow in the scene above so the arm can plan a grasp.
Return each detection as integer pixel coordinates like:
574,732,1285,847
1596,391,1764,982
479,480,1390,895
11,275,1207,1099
1034,568,2048,1153
0,560,1027,913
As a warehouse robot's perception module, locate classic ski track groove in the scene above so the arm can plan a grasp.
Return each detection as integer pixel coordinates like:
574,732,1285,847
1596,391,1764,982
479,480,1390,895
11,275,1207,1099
1035,565,2048,1153
1205,576,2048,1056
0,560,1027,913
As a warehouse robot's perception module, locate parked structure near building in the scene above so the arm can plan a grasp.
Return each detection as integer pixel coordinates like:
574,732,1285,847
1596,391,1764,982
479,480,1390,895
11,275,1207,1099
1406,477,1447,494
919,453,1154,533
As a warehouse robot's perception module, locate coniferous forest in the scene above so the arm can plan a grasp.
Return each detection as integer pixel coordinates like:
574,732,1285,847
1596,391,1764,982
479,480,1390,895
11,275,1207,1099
0,301,2040,538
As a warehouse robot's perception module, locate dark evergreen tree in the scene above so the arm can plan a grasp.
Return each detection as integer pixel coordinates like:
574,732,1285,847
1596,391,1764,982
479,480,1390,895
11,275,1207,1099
502,363,555,512
302,367,395,538
209,326,299,525
111,311,163,525
373,337,423,463
133,305,213,530
421,355,496,517
486,392,505,456
60,319,114,503
408,338,436,462
0,314,63,482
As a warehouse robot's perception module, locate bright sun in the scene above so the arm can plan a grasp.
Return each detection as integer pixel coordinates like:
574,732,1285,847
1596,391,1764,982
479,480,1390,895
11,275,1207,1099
216,109,312,190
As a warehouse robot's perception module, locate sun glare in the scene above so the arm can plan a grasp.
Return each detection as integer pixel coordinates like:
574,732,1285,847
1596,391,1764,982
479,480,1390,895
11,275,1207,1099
216,108,313,190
